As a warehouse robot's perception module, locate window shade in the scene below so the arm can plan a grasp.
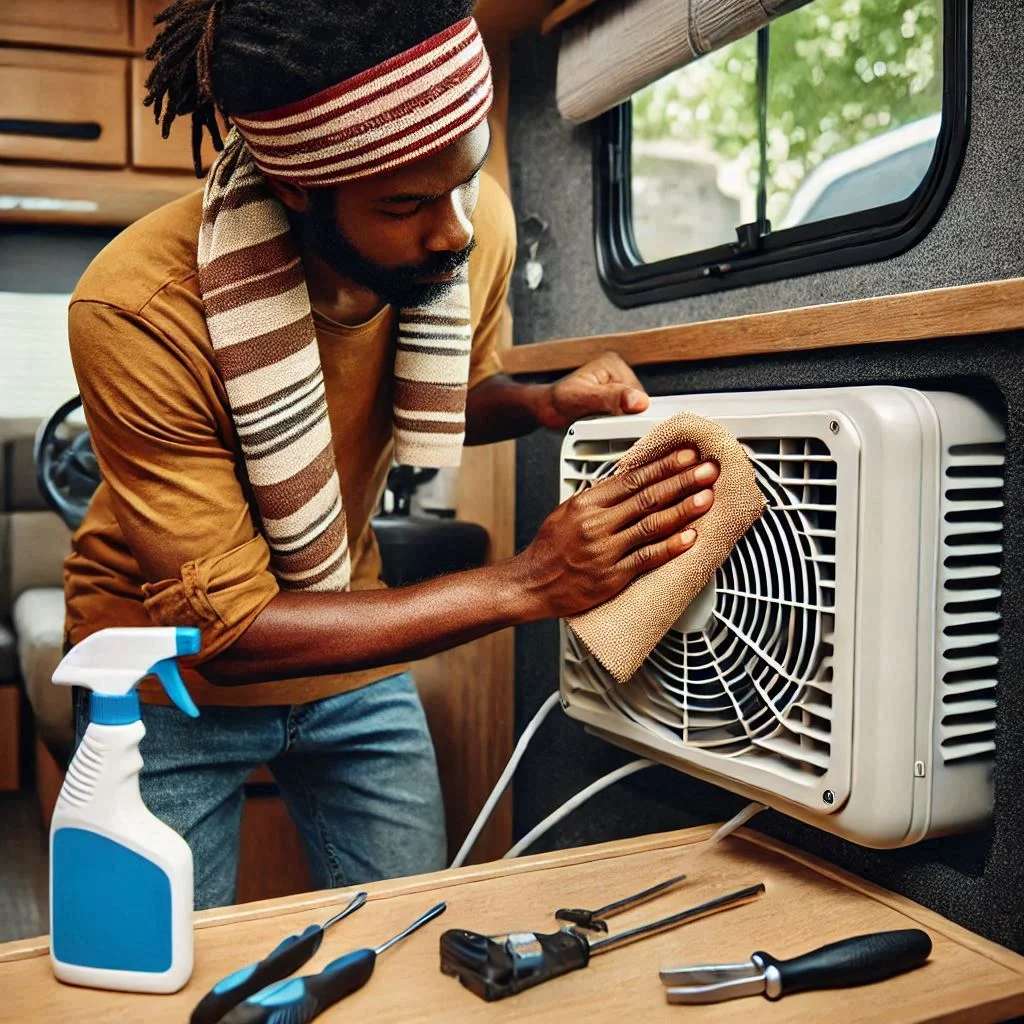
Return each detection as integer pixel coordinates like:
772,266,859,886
556,0,811,124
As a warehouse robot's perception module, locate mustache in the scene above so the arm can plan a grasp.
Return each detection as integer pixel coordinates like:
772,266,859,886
416,238,476,278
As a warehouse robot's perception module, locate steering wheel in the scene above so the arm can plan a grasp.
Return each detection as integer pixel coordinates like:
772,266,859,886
34,395,101,531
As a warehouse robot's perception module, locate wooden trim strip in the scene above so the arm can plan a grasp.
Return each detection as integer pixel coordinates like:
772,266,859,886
931,993,1024,1024
503,279,1024,376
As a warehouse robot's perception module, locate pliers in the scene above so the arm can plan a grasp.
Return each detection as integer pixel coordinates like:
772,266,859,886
660,929,933,1004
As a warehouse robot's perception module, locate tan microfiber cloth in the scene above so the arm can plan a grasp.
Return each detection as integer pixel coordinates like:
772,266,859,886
566,412,767,683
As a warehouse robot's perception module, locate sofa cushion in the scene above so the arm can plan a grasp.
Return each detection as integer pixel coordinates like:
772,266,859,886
0,419,43,502
9,510,71,601
2,432,49,513
13,587,72,756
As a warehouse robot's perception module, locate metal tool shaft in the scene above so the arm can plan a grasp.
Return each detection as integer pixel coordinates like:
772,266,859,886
374,901,447,955
664,974,767,1004
660,959,758,986
589,883,766,956
321,891,369,931
595,872,689,918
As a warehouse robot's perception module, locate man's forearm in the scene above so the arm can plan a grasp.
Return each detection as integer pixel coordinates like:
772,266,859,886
201,559,541,685
201,444,717,686
464,373,554,444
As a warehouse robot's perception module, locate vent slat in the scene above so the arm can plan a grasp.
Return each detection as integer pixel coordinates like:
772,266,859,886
944,566,1001,582
945,477,1005,491
779,718,831,744
941,719,997,740
944,521,1003,537
943,611,1001,629
941,739,996,762
940,697,998,715
792,700,834,721
944,587,1002,605
942,631,1000,648
947,455,1005,467
754,734,830,770
944,499,1005,513
944,543,1004,557
743,452,835,463
943,677,997,696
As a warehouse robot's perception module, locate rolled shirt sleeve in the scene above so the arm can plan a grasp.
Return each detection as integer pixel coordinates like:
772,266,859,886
68,298,279,664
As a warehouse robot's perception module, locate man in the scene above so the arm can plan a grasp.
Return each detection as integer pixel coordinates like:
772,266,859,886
65,0,719,909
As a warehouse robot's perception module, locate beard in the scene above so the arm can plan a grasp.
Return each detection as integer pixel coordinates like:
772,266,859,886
296,190,476,308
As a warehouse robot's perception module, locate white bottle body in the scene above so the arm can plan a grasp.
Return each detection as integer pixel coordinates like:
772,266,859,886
49,720,194,993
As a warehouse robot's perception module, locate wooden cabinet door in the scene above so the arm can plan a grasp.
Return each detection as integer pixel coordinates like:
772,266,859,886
130,59,223,173
133,0,168,53
0,50,129,167
0,0,133,52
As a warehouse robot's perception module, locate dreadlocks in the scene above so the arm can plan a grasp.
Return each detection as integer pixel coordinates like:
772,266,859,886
143,0,475,178
144,0,223,176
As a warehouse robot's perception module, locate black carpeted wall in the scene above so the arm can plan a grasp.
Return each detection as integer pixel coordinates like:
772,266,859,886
507,1,1024,954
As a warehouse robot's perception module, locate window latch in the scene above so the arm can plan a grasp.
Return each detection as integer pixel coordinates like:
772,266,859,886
732,221,768,254
702,222,770,278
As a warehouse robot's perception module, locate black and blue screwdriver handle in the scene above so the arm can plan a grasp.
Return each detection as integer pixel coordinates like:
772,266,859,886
754,929,933,999
189,892,367,1024
216,901,448,1024
215,949,379,1024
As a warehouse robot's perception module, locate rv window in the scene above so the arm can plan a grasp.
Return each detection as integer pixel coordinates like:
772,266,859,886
595,0,967,308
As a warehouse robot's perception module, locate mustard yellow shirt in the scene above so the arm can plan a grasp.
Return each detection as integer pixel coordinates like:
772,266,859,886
64,172,515,706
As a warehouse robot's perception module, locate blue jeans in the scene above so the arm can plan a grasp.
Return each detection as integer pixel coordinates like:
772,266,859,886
72,671,446,910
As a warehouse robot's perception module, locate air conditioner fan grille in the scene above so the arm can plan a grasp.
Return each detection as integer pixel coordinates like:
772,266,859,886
564,436,837,782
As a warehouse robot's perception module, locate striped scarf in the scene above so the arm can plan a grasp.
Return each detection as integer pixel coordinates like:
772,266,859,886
196,19,493,592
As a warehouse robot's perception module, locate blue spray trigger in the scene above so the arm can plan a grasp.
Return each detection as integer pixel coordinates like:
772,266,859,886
151,658,200,718
175,626,201,656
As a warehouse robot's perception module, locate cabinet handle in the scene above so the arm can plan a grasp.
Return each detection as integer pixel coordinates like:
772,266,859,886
0,118,101,141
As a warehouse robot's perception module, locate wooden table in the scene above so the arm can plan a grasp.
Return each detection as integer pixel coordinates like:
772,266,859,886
4,826,1024,1023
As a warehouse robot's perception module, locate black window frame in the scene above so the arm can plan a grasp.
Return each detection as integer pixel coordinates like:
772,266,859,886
594,0,971,309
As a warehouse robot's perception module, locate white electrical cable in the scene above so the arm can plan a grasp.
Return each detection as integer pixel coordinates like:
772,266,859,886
502,759,655,859
450,691,767,868
449,691,562,869
700,801,767,853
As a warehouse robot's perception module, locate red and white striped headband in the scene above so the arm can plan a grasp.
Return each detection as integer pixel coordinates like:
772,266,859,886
231,18,492,186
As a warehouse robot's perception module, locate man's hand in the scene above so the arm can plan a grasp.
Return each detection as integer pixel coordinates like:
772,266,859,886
537,351,649,430
513,448,719,620
463,355,648,445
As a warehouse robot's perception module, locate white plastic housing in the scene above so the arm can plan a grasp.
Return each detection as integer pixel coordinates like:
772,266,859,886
559,386,1004,848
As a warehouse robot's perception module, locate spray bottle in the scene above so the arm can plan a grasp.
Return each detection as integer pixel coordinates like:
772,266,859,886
49,626,201,993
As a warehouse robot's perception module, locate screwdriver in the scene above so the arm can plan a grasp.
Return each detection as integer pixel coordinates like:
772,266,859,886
440,883,765,1002
190,892,368,1024
217,901,447,1024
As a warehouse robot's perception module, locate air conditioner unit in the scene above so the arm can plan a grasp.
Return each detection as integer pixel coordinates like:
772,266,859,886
559,386,1005,848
